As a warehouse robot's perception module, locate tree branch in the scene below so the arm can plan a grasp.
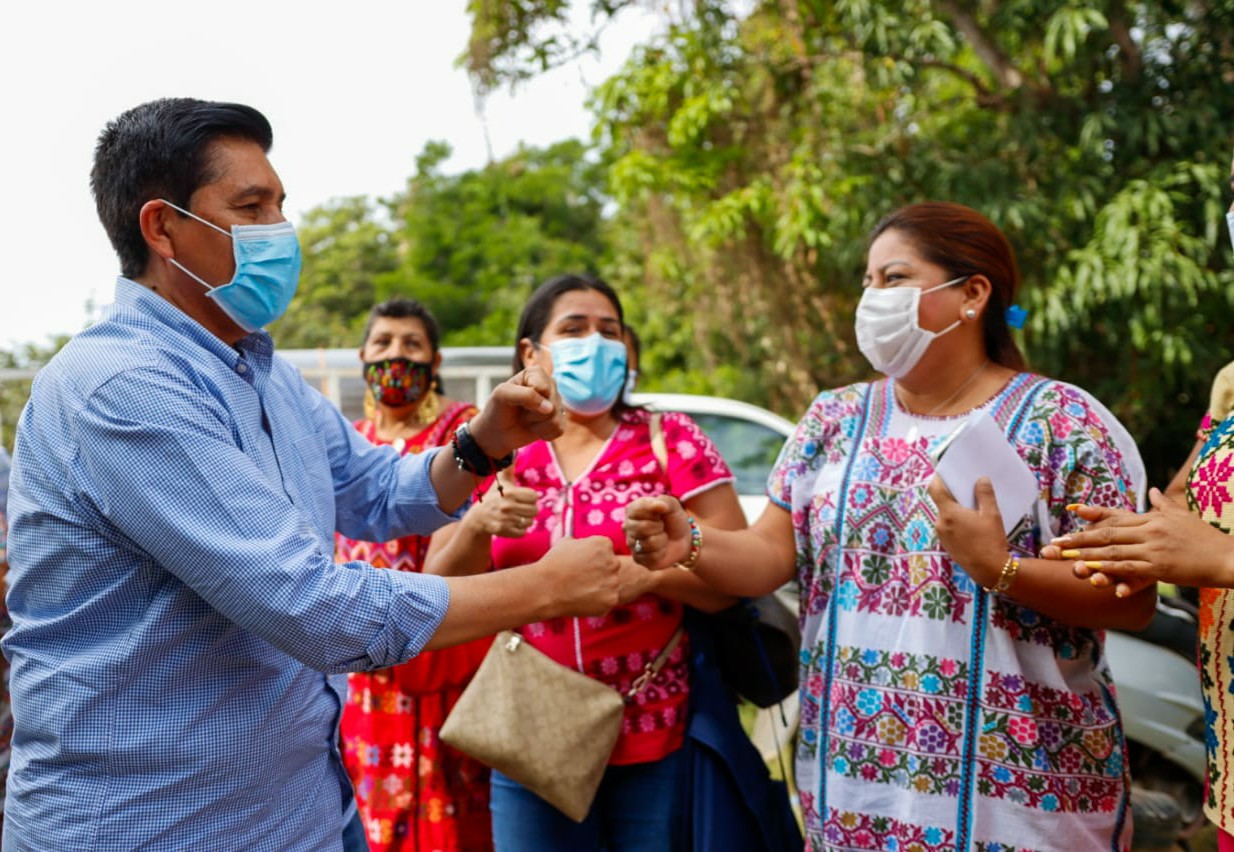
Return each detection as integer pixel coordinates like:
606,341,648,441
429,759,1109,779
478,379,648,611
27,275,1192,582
1106,0,1142,82
933,0,1028,91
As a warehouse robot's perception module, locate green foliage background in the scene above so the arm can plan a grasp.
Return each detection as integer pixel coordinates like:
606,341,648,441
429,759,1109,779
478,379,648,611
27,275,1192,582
0,338,71,453
269,138,611,352
461,0,1234,487
8,1,1233,490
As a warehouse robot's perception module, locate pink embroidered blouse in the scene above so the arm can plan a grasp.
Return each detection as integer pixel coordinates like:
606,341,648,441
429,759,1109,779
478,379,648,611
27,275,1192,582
491,408,734,764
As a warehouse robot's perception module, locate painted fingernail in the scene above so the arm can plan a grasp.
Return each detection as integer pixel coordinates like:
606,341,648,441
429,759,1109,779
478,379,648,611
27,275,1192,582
1065,503,1082,512
1084,561,1103,569
1060,550,1081,559
1116,586,1129,598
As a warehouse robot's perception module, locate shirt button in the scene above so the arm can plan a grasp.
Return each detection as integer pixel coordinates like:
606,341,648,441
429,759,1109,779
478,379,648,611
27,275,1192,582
237,363,248,374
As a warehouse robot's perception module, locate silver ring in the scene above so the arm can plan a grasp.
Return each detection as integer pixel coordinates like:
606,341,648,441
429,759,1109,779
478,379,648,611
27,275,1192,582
633,539,643,555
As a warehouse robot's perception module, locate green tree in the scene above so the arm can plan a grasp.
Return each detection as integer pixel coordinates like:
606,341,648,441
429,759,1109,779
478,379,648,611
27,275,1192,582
467,0,1234,485
0,336,71,454
269,196,397,348
378,139,611,347
276,139,611,351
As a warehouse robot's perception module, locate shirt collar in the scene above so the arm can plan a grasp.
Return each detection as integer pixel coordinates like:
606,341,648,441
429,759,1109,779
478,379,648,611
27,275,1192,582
113,277,275,375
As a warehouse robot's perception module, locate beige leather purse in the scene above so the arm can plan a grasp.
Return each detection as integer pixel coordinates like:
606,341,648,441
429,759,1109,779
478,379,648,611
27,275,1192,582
440,627,682,822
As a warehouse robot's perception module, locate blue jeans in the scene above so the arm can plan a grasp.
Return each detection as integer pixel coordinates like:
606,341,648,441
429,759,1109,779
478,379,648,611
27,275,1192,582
490,749,684,851
341,807,369,852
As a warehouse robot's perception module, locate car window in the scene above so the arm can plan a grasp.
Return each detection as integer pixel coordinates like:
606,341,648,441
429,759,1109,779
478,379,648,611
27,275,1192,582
689,413,788,498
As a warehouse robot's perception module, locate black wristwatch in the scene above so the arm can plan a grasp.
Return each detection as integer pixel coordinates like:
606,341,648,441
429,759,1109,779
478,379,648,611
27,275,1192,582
452,421,514,476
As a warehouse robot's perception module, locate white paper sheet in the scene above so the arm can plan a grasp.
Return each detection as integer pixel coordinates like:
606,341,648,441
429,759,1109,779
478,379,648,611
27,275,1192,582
932,411,1039,535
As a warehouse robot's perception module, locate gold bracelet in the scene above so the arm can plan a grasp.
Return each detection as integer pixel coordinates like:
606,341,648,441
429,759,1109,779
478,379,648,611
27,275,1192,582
673,515,703,572
982,555,1020,595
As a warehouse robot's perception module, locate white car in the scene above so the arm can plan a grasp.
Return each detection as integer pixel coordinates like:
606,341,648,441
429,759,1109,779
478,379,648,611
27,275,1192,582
630,392,795,523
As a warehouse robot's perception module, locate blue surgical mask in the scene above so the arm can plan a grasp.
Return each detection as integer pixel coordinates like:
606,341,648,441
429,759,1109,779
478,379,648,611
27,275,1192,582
161,199,302,332
547,333,628,416
1227,211,1234,255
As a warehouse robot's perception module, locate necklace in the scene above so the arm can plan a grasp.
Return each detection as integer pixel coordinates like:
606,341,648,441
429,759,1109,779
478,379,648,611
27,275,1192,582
897,360,990,443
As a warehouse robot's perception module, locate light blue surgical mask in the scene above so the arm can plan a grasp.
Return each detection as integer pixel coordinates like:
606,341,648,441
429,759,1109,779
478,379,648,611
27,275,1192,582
547,333,628,416
1227,211,1234,255
161,199,302,332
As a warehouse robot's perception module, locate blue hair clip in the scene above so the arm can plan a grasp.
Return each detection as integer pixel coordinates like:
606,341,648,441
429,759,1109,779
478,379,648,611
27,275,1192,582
1005,304,1028,330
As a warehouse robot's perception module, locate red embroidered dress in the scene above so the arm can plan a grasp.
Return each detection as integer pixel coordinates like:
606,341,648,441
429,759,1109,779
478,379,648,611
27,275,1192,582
490,409,734,765
337,400,493,852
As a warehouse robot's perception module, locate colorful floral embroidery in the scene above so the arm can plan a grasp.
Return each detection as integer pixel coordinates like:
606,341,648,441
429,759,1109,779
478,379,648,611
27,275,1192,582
773,375,1133,850
1193,451,1234,518
1189,410,1234,827
820,809,956,851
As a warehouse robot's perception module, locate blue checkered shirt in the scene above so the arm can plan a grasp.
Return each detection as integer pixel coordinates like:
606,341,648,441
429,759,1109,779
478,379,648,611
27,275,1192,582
3,278,456,850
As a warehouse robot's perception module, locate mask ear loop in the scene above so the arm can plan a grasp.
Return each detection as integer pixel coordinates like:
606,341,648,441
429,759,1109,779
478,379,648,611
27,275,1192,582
160,199,232,238
160,198,236,293
927,274,976,335
167,258,219,292
920,274,972,337
921,274,973,295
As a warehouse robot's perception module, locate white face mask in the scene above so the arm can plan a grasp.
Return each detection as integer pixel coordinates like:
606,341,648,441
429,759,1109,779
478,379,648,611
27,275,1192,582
855,276,968,378
1226,211,1234,254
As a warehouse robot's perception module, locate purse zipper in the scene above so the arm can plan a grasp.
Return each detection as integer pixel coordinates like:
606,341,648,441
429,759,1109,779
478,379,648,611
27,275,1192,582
561,477,587,674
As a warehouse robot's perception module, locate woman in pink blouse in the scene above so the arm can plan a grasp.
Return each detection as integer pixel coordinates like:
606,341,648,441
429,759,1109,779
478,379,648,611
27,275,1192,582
428,273,745,850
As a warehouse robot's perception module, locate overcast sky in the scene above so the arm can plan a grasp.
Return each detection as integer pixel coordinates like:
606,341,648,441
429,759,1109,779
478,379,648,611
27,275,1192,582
0,2,656,349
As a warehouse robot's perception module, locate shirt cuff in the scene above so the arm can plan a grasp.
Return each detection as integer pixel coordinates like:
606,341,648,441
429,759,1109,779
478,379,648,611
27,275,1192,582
372,571,451,666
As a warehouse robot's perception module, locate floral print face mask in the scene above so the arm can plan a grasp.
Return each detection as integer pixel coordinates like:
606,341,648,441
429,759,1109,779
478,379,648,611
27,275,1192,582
363,357,434,407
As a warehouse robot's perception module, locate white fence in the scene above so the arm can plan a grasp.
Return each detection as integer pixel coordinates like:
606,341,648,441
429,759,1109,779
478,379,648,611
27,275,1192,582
0,348,516,434
283,346,514,420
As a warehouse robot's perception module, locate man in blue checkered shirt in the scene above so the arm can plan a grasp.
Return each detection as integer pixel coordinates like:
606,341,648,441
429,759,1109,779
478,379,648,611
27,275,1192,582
2,98,622,851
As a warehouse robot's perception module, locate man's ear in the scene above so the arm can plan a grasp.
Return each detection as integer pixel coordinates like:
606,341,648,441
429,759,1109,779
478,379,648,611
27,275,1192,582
139,199,177,261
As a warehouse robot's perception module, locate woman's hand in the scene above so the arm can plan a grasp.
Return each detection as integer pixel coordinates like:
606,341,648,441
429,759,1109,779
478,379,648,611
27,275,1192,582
927,475,1010,589
462,476,539,538
1041,487,1234,593
623,495,693,570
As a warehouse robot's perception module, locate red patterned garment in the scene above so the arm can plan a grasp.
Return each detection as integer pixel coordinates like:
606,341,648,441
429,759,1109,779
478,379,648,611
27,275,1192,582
338,400,494,852
490,408,734,765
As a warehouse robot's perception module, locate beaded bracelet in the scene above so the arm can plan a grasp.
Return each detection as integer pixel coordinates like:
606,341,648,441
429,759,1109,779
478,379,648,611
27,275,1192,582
982,554,1021,594
674,515,703,572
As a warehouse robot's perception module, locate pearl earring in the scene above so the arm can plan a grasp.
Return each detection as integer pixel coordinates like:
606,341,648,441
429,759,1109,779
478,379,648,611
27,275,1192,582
965,309,977,319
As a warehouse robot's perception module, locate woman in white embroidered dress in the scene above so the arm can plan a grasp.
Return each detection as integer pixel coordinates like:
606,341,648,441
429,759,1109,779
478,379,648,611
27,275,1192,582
625,202,1155,851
